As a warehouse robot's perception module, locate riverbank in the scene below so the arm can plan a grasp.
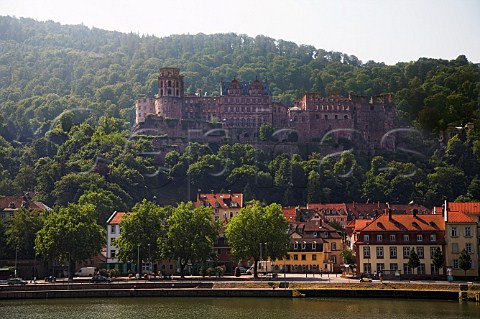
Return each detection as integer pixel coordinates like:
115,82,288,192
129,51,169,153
1,280,479,300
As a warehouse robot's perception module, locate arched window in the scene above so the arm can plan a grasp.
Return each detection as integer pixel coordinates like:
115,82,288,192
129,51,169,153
168,80,172,87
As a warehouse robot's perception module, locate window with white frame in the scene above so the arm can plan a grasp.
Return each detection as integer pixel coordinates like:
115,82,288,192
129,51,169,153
377,234,383,242
390,234,396,242
301,241,306,250
430,247,436,258
403,247,410,258
376,263,384,272
417,234,423,242
312,242,317,251
331,242,337,250
453,259,459,269
363,246,370,258
403,234,409,242
390,263,398,271
416,247,424,258
364,234,370,242
390,247,397,258
110,250,116,258
450,227,458,237
110,225,116,234
464,227,472,237
466,243,473,254
430,234,436,242
294,242,298,250
331,255,336,264
403,263,411,275
376,247,384,258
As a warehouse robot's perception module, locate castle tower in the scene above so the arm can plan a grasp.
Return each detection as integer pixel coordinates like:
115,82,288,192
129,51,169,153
155,67,184,119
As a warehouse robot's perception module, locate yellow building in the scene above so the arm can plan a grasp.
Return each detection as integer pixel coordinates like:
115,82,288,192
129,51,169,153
445,211,478,277
272,217,343,273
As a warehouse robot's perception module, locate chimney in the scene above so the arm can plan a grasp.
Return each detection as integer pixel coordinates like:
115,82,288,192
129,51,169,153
444,200,448,222
388,209,392,220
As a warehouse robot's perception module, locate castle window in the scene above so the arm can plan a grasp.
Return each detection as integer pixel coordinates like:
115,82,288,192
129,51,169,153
168,89,172,95
324,115,328,119
335,115,338,119
168,80,172,87
176,89,179,96
344,115,348,119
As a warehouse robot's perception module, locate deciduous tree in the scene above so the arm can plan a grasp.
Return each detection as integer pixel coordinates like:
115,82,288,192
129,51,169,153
225,201,289,277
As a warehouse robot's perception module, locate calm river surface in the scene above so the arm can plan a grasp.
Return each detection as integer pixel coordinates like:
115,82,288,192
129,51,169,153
0,297,478,319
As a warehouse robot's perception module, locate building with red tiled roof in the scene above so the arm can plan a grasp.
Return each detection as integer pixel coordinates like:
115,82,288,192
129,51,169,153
444,210,478,277
0,194,50,221
196,192,243,223
307,203,348,229
272,212,343,273
106,211,132,265
355,210,446,278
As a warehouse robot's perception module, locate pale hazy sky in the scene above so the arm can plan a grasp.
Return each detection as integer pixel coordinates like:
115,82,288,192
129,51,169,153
1,0,479,65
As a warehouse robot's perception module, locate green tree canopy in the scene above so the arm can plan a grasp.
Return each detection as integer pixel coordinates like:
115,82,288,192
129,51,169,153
163,202,219,278
408,247,420,275
458,249,472,276
35,203,105,279
225,201,290,277
115,199,168,274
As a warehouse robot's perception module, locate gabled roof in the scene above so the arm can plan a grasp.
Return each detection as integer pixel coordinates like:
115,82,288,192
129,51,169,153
196,193,243,209
353,219,373,232
307,203,347,215
447,211,476,223
282,206,297,221
106,211,132,225
448,202,480,215
361,213,445,232
0,195,50,211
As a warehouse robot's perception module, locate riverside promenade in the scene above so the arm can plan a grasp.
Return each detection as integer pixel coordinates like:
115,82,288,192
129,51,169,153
1,274,477,300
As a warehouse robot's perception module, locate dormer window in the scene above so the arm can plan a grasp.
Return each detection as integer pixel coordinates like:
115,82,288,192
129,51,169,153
312,242,317,250
294,242,298,250
301,241,306,250
313,232,318,238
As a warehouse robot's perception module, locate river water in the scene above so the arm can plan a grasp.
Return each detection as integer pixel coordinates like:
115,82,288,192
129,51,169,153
0,297,478,318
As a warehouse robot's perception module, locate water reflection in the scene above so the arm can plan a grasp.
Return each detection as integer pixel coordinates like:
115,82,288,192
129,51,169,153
0,297,478,319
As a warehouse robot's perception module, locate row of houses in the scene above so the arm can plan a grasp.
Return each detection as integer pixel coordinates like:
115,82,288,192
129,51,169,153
105,192,480,278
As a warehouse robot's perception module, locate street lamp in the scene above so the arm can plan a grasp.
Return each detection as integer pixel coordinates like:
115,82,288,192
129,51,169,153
148,243,151,276
14,246,18,278
33,246,36,283
137,243,140,279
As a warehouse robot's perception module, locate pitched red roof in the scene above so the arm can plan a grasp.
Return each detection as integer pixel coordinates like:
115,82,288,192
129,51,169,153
307,203,347,214
106,211,132,225
361,214,445,232
447,211,476,223
282,206,297,221
448,202,480,215
0,195,49,211
354,219,373,232
196,193,243,209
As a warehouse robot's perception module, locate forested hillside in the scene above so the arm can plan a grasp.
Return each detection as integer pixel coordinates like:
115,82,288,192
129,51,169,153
0,16,479,212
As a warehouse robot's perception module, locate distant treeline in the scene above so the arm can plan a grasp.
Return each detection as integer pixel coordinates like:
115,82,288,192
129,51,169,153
0,16,479,212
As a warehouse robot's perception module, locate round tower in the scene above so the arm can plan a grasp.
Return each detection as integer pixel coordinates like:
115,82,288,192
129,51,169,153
155,67,184,119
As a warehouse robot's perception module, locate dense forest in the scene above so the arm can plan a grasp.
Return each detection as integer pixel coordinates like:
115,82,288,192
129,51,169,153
0,16,479,216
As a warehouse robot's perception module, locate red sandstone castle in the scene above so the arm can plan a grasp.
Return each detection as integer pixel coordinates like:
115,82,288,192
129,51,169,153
136,67,396,149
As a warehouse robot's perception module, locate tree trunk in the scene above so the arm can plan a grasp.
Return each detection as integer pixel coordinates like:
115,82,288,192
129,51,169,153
69,257,75,280
254,258,258,278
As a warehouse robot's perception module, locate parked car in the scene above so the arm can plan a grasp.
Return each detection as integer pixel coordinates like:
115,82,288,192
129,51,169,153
91,275,112,283
7,278,27,285
359,274,373,282
238,267,248,274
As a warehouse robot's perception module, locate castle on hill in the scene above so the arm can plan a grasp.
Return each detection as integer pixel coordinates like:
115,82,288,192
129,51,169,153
135,67,396,150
